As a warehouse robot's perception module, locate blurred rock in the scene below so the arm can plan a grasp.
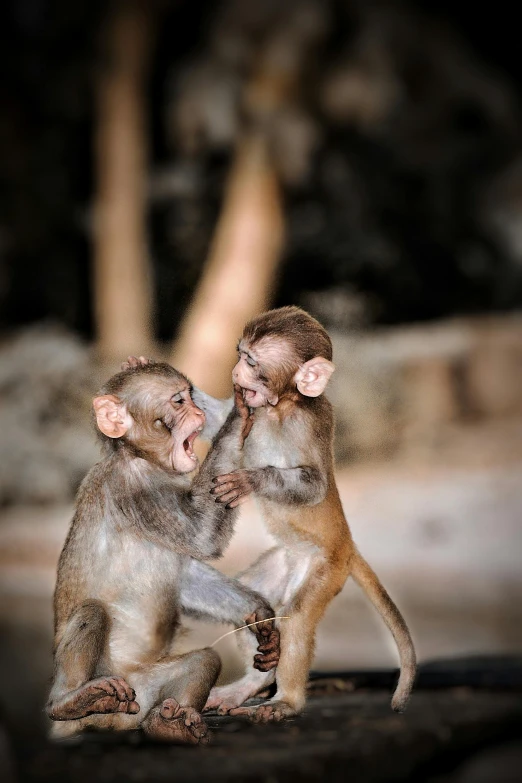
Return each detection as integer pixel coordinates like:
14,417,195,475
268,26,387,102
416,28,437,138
0,325,101,505
328,315,522,463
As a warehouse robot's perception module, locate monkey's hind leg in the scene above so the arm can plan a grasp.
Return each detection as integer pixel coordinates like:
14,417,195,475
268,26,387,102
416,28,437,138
47,600,140,724
230,572,334,723
204,630,276,714
141,647,221,745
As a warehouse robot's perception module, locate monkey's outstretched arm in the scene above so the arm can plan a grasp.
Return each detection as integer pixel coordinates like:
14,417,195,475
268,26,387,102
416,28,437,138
188,407,244,498
178,406,248,556
212,465,327,507
180,559,280,672
191,388,234,441
115,399,248,559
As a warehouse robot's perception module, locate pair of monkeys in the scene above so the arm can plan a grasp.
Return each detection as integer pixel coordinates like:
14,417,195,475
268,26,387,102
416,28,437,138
48,306,416,744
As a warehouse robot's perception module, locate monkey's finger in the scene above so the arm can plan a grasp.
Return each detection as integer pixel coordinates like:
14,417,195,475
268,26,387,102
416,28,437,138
257,635,279,653
210,481,239,496
254,659,279,672
226,495,249,508
253,620,274,637
212,472,242,485
124,356,140,369
214,489,244,505
233,385,244,408
254,650,279,665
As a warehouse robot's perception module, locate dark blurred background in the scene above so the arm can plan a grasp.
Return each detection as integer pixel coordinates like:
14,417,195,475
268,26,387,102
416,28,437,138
2,0,522,339
1,1,522,781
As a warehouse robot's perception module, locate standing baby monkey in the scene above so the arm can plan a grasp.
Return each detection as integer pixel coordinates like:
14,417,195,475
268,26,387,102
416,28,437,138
206,306,416,722
47,361,279,744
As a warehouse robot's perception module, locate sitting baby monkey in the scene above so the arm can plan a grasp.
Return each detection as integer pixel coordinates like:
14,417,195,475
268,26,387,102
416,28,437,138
47,361,279,744
206,306,416,722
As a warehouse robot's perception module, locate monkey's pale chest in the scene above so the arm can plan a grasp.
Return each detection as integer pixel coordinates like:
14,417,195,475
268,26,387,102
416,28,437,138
242,415,295,470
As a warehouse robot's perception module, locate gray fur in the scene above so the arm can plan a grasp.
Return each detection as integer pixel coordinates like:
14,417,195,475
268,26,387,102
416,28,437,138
180,559,271,625
48,366,278,740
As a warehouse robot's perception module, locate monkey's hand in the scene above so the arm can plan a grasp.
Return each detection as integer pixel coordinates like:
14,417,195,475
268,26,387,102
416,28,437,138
121,355,156,371
233,384,254,445
245,610,280,672
210,469,259,508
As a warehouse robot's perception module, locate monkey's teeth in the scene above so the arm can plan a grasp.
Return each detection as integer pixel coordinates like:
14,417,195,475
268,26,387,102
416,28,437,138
183,428,201,460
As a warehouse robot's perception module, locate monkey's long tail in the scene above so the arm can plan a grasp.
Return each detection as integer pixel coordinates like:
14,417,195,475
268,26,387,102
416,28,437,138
350,551,416,712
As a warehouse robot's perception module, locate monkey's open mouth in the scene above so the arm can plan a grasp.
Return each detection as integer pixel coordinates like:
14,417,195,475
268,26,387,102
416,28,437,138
183,427,202,462
242,387,266,407
243,388,259,404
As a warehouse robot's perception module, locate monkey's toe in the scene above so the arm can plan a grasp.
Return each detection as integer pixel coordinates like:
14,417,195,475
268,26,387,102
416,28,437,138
105,676,135,703
229,701,296,723
143,701,210,745
117,699,141,714
48,676,139,721
160,698,184,720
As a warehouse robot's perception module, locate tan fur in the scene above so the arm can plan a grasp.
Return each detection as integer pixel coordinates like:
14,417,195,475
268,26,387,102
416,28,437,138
208,307,416,721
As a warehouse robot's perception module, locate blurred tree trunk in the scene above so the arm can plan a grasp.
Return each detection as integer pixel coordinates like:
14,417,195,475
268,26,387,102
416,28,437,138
170,132,284,397
170,14,325,396
93,1,157,364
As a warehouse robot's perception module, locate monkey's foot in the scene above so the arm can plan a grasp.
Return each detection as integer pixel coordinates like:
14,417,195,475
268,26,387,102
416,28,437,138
142,699,210,745
229,700,297,723
204,683,255,715
48,677,140,721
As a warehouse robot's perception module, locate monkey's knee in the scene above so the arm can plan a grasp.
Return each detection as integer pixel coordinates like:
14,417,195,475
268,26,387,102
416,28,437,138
52,600,110,692
195,647,222,680
59,600,109,642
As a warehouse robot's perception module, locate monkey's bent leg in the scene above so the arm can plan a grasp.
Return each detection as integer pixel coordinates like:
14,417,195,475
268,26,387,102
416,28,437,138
204,631,276,714
227,607,315,723
140,647,221,745
205,548,288,714
230,563,341,723
47,600,140,724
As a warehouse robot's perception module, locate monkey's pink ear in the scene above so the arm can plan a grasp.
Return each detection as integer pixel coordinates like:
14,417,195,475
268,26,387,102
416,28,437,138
294,358,335,397
93,395,133,438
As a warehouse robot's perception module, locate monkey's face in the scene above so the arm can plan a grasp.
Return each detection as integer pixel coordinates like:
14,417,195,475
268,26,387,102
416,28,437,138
232,333,336,407
143,379,206,473
94,371,206,473
232,338,296,408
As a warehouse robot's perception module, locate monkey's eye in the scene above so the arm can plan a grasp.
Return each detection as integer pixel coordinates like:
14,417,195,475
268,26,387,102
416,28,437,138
246,355,257,367
171,393,184,404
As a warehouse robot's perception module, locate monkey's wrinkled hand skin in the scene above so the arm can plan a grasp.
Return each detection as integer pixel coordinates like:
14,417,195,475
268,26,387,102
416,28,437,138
121,355,156,371
246,610,280,672
234,383,254,445
210,469,260,508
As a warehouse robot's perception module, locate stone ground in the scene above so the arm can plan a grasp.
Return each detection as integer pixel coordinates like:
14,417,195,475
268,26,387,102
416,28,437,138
3,674,522,783
1,420,521,781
